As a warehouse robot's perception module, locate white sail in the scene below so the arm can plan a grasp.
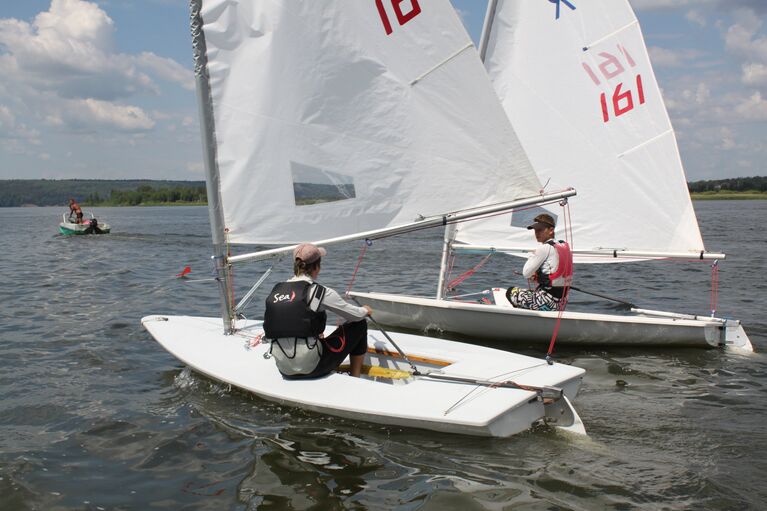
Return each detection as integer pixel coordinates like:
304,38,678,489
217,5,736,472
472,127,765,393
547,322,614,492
197,0,541,245
457,0,705,260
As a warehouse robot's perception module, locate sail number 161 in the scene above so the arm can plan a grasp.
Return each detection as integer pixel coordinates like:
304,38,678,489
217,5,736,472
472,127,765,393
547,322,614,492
583,45,646,123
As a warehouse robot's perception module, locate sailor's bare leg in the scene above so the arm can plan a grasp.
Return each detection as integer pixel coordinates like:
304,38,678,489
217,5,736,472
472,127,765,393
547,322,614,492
350,354,364,377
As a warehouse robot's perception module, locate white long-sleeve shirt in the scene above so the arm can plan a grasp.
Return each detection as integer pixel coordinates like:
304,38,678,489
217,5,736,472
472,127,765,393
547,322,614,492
522,238,560,280
288,275,368,323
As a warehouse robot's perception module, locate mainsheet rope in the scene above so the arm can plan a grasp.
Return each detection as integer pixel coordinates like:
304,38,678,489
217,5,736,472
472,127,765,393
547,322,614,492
546,200,574,361
710,260,719,317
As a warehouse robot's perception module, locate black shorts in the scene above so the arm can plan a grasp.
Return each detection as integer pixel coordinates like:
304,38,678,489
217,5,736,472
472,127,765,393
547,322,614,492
284,319,368,379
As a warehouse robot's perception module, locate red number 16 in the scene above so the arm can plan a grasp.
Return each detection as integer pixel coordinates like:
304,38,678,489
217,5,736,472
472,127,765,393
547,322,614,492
376,0,421,35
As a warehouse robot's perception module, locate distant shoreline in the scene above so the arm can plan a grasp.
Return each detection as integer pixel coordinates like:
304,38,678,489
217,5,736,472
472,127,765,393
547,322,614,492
690,191,767,200
86,193,767,206
82,201,207,207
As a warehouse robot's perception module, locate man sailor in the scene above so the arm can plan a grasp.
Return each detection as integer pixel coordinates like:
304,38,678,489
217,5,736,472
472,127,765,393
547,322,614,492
263,243,372,379
506,213,573,311
68,198,83,224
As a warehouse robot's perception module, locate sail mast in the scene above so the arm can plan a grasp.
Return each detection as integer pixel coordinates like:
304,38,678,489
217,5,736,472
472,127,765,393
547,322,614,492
478,0,500,62
190,0,235,334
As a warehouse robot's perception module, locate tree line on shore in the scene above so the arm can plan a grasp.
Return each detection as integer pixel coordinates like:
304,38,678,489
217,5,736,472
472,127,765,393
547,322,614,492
1,176,766,207
0,179,206,207
85,185,207,206
687,176,766,193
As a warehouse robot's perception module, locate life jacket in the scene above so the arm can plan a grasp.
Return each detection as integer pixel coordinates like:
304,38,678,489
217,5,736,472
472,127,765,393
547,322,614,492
263,281,326,339
536,240,573,299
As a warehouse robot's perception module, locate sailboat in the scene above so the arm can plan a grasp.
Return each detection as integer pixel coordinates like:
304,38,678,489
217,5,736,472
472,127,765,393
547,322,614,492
351,0,753,351
142,0,588,437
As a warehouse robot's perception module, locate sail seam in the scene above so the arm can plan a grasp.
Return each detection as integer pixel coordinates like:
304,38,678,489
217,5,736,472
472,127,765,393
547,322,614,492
618,129,673,158
582,20,639,51
410,42,474,85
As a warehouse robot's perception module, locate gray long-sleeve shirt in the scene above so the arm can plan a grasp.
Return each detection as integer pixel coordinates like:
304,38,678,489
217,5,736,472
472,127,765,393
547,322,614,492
287,275,368,323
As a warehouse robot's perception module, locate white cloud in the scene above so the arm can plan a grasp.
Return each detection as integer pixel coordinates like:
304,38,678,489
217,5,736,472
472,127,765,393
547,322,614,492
742,63,767,86
66,98,156,131
0,0,152,101
631,0,765,13
35,0,114,48
664,82,711,112
719,127,736,150
630,0,715,11
0,0,192,135
0,104,15,132
734,91,767,120
136,52,195,91
185,161,204,176
724,19,767,62
685,10,707,28
648,46,704,67
648,46,681,66
0,103,42,147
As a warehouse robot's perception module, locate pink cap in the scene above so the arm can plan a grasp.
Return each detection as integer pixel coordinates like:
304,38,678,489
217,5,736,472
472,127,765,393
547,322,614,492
293,243,327,264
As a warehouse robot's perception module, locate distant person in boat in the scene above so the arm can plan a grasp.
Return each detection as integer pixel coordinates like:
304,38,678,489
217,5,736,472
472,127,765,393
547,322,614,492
68,198,83,224
263,243,373,379
506,213,573,311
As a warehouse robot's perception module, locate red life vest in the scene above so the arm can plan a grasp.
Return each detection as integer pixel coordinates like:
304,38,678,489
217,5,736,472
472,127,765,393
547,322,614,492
536,240,573,298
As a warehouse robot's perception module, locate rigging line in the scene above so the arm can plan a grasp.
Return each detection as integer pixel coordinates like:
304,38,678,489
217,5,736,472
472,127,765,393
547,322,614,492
435,368,554,416
443,384,491,416
235,258,280,314
447,252,494,291
345,239,371,295
546,201,574,361
569,286,636,307
410,42,474,86
444,252,457,292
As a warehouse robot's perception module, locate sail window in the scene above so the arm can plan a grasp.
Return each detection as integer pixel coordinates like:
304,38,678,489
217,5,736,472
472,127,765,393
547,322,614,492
291,162,356,206
510,207,558,229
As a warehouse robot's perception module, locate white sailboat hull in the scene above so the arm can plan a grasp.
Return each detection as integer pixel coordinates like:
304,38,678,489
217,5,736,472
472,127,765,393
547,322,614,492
142,315,586,437
349,291,753,351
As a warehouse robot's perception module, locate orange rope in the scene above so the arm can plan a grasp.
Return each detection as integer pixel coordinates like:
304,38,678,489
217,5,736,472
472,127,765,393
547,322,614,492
546,200,573,360
345,239,371,295
447,253,494,292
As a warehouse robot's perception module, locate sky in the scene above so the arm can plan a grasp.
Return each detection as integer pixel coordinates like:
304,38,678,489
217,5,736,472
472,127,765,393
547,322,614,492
0,0,765,182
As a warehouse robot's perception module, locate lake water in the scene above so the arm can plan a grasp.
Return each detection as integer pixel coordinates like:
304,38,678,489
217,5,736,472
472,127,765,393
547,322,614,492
1,202,765,510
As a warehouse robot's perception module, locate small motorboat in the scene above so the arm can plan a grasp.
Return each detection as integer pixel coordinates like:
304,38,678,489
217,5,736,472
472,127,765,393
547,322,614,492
59,212,111,235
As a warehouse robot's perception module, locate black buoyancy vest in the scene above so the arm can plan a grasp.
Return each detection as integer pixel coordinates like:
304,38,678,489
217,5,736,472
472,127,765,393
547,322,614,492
263,281,327,339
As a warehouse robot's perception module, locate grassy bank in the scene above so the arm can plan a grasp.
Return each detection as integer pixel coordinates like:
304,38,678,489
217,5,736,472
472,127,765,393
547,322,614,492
691,191,767,200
